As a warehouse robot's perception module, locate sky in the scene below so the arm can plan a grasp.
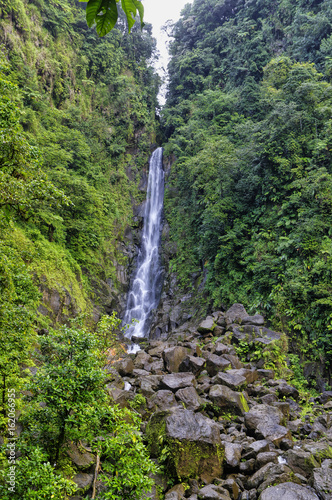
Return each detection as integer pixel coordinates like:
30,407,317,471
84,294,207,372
142,0,193,103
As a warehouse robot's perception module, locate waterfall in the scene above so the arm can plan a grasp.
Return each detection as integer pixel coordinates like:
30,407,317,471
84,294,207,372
123,147,164,341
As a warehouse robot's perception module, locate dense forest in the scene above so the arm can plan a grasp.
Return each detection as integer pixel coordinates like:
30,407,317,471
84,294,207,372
162,0,332,378
1,0,332,498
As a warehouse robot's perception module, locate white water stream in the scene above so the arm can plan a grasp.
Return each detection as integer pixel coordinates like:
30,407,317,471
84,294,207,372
123,147,164,344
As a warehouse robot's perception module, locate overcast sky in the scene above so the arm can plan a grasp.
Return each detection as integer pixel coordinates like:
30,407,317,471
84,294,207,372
142,0,192,103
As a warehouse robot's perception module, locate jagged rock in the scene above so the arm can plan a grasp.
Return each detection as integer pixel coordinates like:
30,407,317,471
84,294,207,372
214,343,234,355
275,383,299,400
212,372,247,391
320,391,332,404
242,440,270,460
261,394,278,405
313,459,332,499
198,484,231,499
256,451,278,468
230,324,281,344
248,462,293,490
239,459,255,474
150,359,165,373
206,354,231,376
259,482,320,499
242,314,265,326
179,355,206,376
224,442,242,468
163,346,189,373
139,375,162,396
65,442,94,469
175,386,202,410
112,358,134,376
134,351,153,369
229,368,258,385
285,449,319,478
257,369,275,380
133,368,151,377
209,385,249,415
73,473,94,494
165,483,186,500
245,405,282,430
148,390,179,411
161,373,196,391
220,478,240,500
147,409,223,482
244,404,291,446
198,317,216,334
222,354,243,369
225,304,248,325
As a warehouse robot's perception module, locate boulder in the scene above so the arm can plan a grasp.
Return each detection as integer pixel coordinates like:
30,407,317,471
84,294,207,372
224,442,242,468
313,459,332,499
248,462,294,491
147,409,224,482
198,484,231,499
148,390,179,411
175,386,203,411
225,304,248,325
179,356,206,376
134,350,153,369
259,482,320,499
139,375,162,397
209,385,249,415
285,449,320,478
242,314,265,326
163,346,189,373
198,317,216,334
206,354,231,376
112,358,134,376
244,404,291,447
165,484,186,500
72,473,94,494
212,372,247,391
161,373,196,391
65,442,94,469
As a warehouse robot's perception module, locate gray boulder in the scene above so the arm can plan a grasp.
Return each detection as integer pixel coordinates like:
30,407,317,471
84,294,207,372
259,482,320,499
175,386,202,410
148,390,179,411
206,354,231,376
179,355,206,376
224,442,242,468
198,317,216,334
163,346,188,373
198,484,231,499
161,373,196,391
147,409,223,482
313,459,332,499
212,372,247,391
209,385,249,415
225,304,248,325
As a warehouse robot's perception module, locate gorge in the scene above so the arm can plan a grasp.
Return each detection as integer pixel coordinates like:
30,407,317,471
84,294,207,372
1,0,332,498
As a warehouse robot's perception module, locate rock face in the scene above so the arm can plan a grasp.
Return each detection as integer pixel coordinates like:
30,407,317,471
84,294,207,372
104,303,332,500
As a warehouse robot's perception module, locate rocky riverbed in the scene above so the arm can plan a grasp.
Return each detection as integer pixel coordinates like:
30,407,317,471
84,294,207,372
73,303,332,500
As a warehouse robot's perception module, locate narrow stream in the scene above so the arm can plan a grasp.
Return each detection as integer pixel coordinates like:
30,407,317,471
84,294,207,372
123,147,164,344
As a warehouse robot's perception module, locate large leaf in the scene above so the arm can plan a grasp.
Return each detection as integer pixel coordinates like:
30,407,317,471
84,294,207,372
83,0,144,35
133,0,144,29
85,0,103,28
121,0,137,32
95,0,119,37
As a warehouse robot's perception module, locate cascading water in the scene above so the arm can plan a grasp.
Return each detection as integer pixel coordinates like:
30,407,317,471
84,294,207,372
123,147,164,342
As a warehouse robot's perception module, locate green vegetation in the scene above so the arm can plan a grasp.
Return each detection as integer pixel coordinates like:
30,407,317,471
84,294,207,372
162,0,332,380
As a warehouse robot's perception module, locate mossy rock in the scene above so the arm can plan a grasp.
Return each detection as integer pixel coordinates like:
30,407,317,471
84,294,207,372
146,408,224,482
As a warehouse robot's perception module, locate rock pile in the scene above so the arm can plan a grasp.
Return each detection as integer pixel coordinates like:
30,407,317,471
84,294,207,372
84,303,332,500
